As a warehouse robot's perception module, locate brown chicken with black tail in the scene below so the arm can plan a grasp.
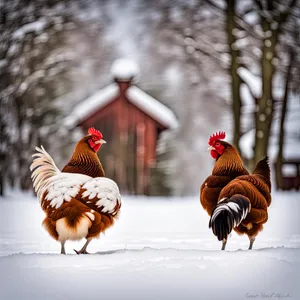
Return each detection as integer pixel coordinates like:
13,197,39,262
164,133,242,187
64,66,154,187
200,131,271,250
30,127,121,255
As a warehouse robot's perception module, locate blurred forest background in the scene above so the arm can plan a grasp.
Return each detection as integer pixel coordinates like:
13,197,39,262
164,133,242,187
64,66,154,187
0,0,299,196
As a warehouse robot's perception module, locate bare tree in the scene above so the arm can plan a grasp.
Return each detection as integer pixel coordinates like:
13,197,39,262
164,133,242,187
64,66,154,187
252,0,297,165
0,0,106,194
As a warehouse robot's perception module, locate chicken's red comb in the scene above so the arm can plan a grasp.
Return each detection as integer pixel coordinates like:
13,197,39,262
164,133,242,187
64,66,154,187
208,131,226,145
88,127,103,139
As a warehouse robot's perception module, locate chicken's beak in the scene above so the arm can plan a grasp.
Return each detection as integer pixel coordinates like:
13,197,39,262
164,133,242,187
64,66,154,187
207,145,215,151
95,139,106,145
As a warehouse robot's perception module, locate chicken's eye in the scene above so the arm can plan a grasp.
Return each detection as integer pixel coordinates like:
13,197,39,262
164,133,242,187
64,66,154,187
215,142,220,147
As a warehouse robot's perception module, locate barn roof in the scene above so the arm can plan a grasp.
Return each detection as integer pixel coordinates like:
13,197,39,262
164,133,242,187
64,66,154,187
127,86,178,129
64,83,178,129
64,83,119,128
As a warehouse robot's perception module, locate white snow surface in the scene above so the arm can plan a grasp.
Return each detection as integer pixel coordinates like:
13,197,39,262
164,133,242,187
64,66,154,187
0,190,299,300
64,83,119,128
110,58,140,81
127,86,179,129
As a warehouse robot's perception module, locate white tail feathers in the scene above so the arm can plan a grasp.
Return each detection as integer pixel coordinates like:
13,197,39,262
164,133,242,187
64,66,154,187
30,146,122,216
30,146,61,199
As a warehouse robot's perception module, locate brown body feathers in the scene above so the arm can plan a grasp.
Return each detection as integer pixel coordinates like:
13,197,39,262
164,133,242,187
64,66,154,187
200,134,271,248
62,136,105,177
200,141,249,215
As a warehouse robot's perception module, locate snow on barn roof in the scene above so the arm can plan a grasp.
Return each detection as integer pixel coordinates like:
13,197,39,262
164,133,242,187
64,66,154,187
64,83,119,128
126,86,178,129
64,84,178,130
64,59,178,129
110,58,140,82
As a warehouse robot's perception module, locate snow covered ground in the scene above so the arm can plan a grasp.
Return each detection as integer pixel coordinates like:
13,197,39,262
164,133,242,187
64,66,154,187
0,190,299,300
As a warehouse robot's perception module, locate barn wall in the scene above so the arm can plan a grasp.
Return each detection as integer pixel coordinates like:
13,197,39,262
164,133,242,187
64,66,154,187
79,94,164,195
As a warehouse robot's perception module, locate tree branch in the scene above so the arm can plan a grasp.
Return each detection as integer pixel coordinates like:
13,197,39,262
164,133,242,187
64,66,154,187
203,0,226,13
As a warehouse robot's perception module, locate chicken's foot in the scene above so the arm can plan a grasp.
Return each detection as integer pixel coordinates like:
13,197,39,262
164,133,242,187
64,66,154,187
61,241,66,255
248,237,255,250
221,239,227,250
74,238,92,255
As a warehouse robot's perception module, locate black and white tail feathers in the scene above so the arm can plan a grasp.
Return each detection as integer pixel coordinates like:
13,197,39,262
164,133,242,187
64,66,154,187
209,195,251,241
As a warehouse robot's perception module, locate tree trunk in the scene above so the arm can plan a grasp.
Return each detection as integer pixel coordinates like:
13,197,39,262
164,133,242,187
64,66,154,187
227,0,242,154
275,49,294,189
0,132,6,197
252,0,295,167
0,171,3,196
253,18,277,166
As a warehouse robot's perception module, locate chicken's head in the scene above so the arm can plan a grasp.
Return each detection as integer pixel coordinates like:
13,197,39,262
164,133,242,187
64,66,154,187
208,131,226,159
87,127,106,152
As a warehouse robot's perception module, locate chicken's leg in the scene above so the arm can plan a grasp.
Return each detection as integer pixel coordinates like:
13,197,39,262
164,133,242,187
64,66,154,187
61,241,66,255
74,238,92,254
221,239,227,250
248,237,255,250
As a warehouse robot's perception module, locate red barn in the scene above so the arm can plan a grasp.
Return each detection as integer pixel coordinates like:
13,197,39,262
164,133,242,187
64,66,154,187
65,59,178,195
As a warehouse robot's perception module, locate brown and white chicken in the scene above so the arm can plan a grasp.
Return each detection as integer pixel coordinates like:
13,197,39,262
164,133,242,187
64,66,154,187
30,127,121,254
